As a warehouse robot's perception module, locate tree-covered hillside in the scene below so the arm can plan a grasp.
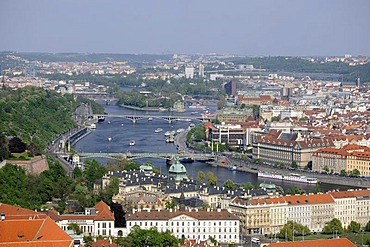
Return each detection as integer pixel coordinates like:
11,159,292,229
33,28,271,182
0,87,94,149
233,56,370,82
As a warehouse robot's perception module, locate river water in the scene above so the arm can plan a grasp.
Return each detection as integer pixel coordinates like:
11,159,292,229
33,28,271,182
74,100,352,193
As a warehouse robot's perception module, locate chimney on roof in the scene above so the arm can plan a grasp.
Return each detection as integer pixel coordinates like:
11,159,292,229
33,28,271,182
1,212,5,221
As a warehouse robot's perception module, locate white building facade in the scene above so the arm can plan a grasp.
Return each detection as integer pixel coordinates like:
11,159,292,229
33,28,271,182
126,208,240,244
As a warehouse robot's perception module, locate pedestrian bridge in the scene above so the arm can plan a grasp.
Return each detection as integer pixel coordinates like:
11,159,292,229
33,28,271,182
75,152,216,161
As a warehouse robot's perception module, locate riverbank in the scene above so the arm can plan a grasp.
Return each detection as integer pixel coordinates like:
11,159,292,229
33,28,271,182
175,128,370,189
120,104,168,112
217,158,370,189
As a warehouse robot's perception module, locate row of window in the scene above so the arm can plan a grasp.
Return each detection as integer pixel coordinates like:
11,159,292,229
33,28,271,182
129,221,237,227
97,222,112,229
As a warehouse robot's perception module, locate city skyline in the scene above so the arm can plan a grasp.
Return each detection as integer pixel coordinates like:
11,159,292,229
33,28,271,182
1,0,370,56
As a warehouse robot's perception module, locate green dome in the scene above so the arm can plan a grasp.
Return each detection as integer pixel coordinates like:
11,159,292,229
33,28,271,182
169,159,188,181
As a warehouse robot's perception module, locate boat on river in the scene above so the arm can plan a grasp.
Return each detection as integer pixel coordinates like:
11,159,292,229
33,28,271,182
229,166,237,171
258,172,318,184
155,128,163,133
129,140,136,146
179,157,194,163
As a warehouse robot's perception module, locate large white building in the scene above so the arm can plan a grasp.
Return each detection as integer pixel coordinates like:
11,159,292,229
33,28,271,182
126,208,240,244
185,67,195,79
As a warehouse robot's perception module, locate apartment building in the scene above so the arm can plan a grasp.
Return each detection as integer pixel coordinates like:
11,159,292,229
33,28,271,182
253,130,334,168
328,191,357,229
312,144,370,175
216,108,253,123
229,193,335,235
229,196,287,235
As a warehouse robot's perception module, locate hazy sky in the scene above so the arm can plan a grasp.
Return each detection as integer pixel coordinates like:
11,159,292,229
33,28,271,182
1,0,369,56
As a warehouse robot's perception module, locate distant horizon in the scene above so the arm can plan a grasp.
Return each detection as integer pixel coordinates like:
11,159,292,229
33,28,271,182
1,0,369,57
1,50,368,58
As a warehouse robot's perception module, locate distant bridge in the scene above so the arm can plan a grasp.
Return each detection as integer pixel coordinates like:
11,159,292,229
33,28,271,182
92,113,213,123
74,152,216,161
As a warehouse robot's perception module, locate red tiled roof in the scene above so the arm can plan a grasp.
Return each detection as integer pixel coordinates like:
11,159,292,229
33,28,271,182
0,203,47,220
329,191,355,199
283,194,334,205
0,210,73,247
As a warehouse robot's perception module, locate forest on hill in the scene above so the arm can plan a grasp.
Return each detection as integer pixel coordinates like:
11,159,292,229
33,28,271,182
0,86,103,160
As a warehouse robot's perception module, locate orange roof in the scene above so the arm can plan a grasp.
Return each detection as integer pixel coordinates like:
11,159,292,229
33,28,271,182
266,238,356,247
329,191,355,199
91,239,122,247
351,189,370,197
0,217,73,247
0,203,47,220
94,201,115,221
283,194,334,205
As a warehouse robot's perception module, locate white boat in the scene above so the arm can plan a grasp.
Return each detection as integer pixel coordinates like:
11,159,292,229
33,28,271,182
164,131,171,137
155,128,163,133
229,166,237,171
107,137,112,142
189,123,195,128
148,117,153,121
129,140,135,146
176,128,185,133
258,172,318,184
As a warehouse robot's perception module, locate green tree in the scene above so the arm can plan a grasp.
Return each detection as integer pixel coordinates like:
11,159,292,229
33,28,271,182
165,199,177,209
107,157,135,171
322,218,344,234
291,161,298,169
271,116,280,122
323,165,329,173
196,171,206,184
99,176,120,203
365,220,370,232
277,221,310,241
223,179,237,190
286,186,306,195
207,171,218,187
73,167,82,179
351,169,360,177
0,164,31,208
340,169,348,176
67,222,82,235
122,225,178,247
241,182,254,190
83,159,107,189
346,221,361,233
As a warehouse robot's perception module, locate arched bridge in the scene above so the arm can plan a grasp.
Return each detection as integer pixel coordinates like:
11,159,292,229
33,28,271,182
76,152,216,161
91,114,213,123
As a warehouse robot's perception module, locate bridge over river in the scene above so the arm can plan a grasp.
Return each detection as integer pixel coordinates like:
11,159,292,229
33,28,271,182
92,113,212,123
68,152,216,162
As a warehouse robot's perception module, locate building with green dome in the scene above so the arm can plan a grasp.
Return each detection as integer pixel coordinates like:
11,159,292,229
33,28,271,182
168,158,189,182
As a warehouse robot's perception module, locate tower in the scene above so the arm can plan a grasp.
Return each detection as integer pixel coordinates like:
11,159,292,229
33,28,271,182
224,80,237,96
357,77,361,89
